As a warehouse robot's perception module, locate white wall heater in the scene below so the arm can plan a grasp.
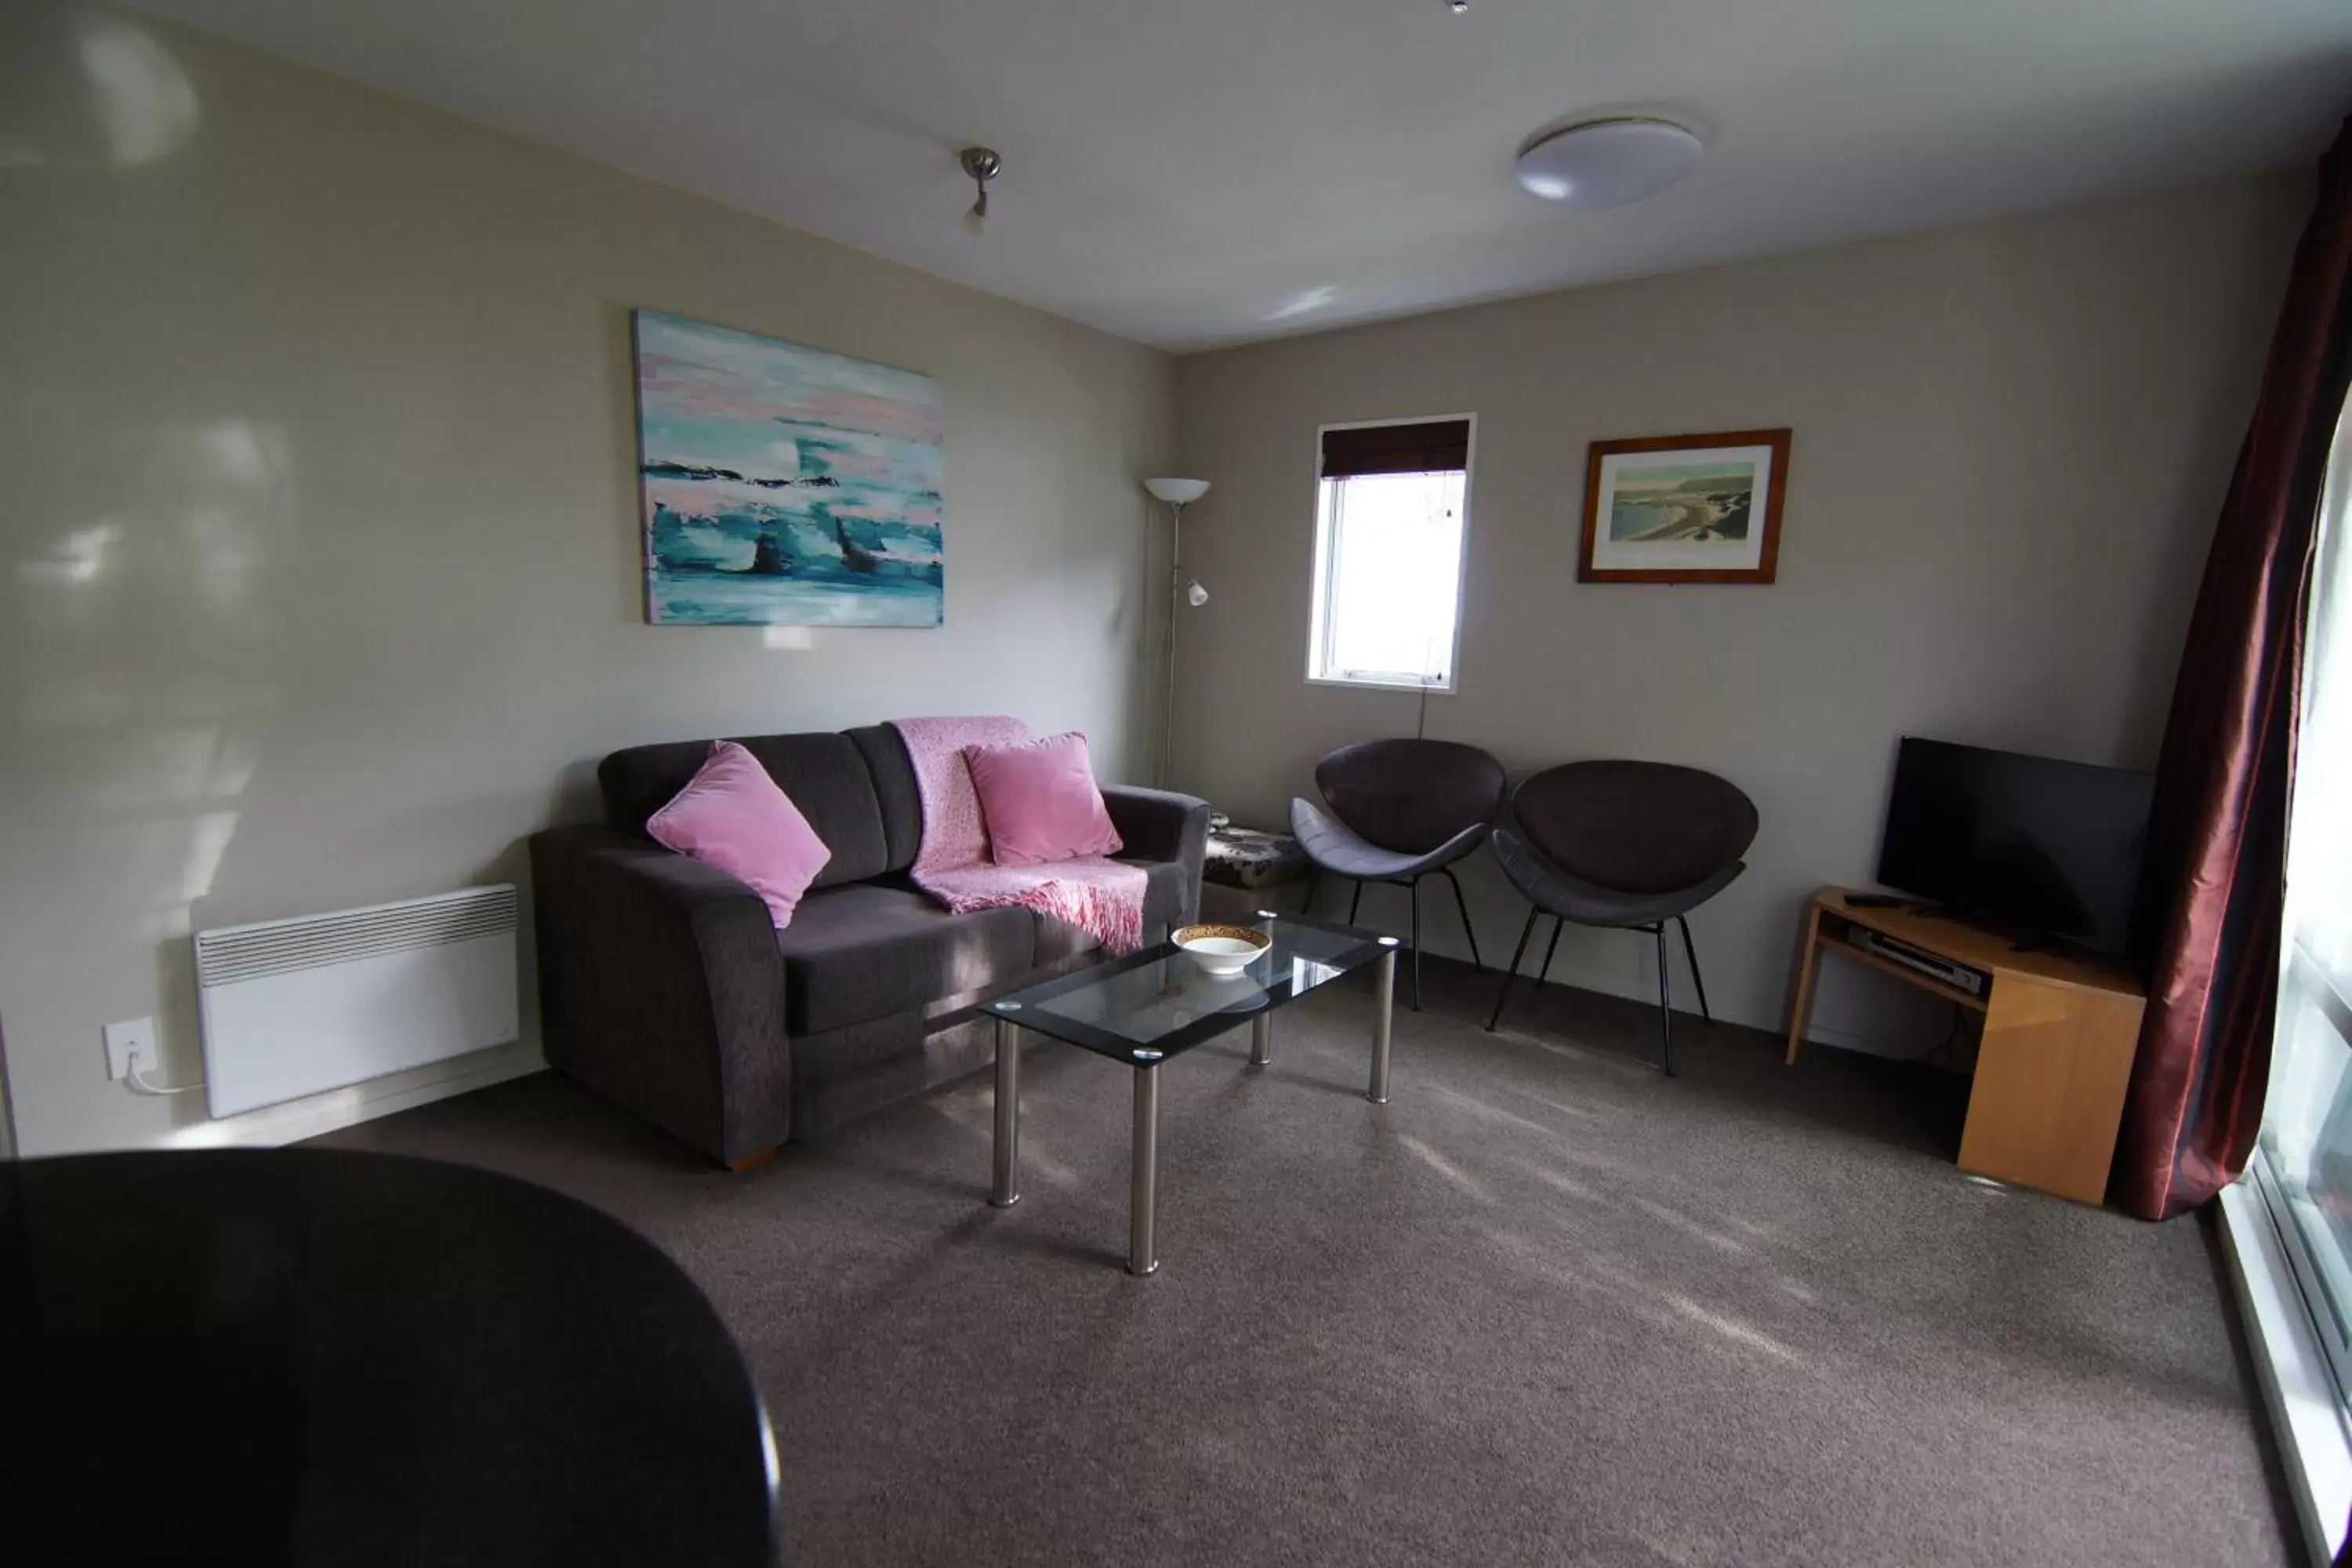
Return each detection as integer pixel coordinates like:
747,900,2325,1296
193,885,521,1120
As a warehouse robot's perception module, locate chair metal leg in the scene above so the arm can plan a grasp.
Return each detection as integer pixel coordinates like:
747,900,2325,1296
1677,914,1711,1025
1348,880,1363,925
1652,923,1676,1077
1537,914,1564,989
1486,907,1539,1032
1439,867,1483,970
1409,877,1423,1011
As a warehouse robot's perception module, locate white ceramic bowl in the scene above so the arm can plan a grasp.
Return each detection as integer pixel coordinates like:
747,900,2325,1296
1173,924,1272,977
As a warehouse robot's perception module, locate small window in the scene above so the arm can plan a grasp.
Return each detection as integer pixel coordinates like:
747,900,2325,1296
1308,416,1472,691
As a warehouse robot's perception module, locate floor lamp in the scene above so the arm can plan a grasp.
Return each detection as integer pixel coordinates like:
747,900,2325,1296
1143,477,1210,789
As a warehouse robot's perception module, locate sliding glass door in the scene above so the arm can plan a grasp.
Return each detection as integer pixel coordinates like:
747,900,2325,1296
2241,387,2352,1565
2261,387,2352,1395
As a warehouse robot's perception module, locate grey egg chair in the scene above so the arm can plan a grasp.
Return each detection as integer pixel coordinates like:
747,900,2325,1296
1484,760,1758,1075
1289,738,1508,1009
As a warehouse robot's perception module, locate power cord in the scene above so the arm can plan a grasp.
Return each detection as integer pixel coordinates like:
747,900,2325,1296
1928,1001,1973,1072
126,1049,205,1096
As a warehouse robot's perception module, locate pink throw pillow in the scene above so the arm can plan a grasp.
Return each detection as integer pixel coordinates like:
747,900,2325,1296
646,740,832,927
963,731,1124,869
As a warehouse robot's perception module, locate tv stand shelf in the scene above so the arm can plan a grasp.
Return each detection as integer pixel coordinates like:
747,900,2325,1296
1785,887,2146,1206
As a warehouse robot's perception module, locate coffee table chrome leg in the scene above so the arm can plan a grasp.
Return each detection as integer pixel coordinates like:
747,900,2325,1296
1129,1063,1160,1276
1250,1010,1272,1067
1369,947,1396,1104
990,1016,1021,1209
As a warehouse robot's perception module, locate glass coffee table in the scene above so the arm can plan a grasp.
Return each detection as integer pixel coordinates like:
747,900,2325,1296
979,912,1403,1276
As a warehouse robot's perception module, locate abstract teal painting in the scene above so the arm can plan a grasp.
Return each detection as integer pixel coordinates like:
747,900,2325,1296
634,310,945,626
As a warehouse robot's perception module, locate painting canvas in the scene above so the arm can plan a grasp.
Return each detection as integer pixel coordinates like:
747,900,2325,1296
1580,428,1791,584
634,310,945,626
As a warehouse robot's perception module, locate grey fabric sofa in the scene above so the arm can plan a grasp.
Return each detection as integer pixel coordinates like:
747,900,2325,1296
529,724,1210,1167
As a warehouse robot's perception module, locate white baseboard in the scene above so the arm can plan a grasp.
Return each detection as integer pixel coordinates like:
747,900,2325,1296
2219,1169,2351,1567
162,1041,544,1149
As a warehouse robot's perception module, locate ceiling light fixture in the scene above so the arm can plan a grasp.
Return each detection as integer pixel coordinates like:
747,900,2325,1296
959,146,1001,230
1513,116,1702,209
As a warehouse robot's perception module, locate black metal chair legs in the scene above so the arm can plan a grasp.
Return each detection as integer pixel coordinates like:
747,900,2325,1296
1486,907,1541,1032
1675,913,1710,1025
1650,924,1676,1077
1486,913,1705,1076
1409,877,1422,1009
1439,868,1483,969
1341,871,1483,1012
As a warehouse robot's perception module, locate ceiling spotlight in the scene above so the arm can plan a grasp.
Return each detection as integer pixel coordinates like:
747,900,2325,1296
1449,0,1469,12
959,146,1001,229
1513,115,1702,209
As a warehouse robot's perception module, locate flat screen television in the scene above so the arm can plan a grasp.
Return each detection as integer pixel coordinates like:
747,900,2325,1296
1875,736,2154,962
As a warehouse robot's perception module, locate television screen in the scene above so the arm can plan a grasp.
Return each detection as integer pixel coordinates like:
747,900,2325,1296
1875,737,2153,961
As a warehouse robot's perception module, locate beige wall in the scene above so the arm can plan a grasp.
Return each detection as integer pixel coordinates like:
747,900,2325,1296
0,10,1174,1156
1174,173,2307,1054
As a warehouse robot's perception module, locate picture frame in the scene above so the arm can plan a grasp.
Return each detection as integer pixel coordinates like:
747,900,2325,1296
1578,427,1791,584
633,310,946,627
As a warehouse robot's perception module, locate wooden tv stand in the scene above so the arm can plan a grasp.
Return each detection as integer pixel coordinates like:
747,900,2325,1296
1784,888,2146,1206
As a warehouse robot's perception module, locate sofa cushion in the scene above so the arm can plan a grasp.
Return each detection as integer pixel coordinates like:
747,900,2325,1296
1031,858,1197,964
775,884,1036,1035
601,731,888,887
846,724,924,874
646,742,833,927
964,731,1123,868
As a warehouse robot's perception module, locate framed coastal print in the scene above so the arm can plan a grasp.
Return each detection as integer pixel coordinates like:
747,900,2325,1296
1579,428,1791,584
633,310,945,626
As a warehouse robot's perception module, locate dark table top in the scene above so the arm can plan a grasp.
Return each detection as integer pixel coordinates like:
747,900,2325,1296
1,1146,778,1566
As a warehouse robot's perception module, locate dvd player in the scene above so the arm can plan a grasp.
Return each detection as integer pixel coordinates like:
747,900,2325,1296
1848,927,1990,997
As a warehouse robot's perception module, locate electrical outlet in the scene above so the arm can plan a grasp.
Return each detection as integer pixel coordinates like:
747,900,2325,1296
103,1018,154,1082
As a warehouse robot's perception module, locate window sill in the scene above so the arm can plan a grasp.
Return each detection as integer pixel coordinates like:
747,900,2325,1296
1305,674,1456,695
2219,1160,2352,1566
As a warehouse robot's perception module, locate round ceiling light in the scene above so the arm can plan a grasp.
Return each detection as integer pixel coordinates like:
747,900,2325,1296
1513,116,1702,209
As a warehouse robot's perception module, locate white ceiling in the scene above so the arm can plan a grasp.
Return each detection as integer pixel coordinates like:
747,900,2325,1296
133,0,2352,351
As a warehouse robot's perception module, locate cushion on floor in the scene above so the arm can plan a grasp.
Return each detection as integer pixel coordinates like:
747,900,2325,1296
774,884,1035,1035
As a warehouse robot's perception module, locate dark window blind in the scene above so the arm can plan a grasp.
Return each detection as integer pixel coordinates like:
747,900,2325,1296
1319,419,1471,479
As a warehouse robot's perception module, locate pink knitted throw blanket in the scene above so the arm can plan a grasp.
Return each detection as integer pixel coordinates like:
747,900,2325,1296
890,716,1148,955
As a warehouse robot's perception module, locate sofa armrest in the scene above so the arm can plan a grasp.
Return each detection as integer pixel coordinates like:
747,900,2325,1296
1103,786,1211,929
528,826,789,1166
1104,786,1210,869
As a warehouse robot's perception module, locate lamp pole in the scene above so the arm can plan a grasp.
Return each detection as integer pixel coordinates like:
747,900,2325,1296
1160,498,1188,790
1143,478,1210,789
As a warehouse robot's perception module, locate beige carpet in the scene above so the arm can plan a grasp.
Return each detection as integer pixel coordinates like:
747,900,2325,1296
317,958,2290,1566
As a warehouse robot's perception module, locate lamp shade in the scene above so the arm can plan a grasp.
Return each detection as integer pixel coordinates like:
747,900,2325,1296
1514,117,1701,209
1144,477,1210,505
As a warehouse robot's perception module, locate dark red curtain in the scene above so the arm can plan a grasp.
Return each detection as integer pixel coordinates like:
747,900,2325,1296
2112,119,2352,1221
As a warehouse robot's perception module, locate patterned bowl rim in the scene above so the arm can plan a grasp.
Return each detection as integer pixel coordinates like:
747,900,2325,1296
1172,923,1272,951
